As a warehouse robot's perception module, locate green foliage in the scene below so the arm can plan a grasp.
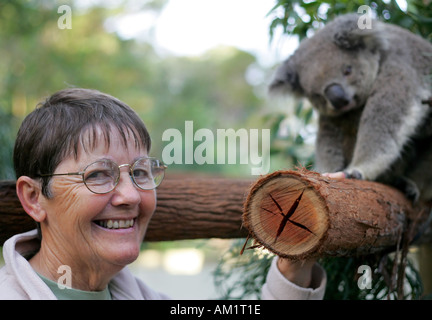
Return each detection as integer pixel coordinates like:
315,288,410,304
0,0,265,179
264,100,316,170
0,109,17,180
320,254,423,300
213,239,273,300
267,0,432,41
214,243,424,300
147,48,263,176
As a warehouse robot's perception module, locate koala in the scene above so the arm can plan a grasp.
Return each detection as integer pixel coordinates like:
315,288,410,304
270,14,432,204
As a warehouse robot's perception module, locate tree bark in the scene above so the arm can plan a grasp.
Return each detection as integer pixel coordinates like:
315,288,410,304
0,178,252,246
242,169,430,260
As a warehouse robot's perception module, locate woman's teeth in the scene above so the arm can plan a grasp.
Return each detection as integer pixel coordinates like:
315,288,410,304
96,219,135,229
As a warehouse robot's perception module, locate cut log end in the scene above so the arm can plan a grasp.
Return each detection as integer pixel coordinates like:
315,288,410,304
242,169,427,260
243,171,329,259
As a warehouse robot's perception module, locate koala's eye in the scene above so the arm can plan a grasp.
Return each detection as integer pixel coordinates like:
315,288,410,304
343,65,352,76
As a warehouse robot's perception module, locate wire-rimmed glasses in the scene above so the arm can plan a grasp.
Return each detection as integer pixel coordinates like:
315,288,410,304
39,157,166,194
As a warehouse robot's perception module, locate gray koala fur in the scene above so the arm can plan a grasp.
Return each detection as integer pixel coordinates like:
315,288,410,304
270,14,432,203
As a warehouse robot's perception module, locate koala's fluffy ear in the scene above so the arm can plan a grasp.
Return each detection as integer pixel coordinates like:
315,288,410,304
269,57,304,97
333,18,388,53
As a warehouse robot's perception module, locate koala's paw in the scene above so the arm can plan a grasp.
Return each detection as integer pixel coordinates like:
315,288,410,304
343,169,364,180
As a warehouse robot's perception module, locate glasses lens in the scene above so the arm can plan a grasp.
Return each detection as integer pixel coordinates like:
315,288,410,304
83,160,118,194
132,158,165,190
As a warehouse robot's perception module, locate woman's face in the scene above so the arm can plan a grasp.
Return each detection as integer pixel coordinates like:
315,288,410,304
39,127,156,271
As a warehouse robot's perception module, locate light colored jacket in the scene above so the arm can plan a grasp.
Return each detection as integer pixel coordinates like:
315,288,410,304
262,257,326,300
0,229,326,300
0,230,169,300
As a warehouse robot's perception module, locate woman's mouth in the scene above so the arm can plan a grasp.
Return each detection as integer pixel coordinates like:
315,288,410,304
94,219,135,229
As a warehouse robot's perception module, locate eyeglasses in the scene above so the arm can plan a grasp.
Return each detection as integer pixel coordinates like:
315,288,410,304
39,157,167,194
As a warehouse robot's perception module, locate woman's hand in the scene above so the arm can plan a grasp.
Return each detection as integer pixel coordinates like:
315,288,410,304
277,258,317,288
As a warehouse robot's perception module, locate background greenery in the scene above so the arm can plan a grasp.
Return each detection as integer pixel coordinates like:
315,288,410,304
1,0,431,299
0,0,298,180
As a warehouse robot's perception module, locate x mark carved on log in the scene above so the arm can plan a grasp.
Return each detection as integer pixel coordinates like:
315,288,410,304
262,189,315,242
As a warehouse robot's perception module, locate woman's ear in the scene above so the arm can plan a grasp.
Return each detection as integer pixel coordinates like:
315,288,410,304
16,176,47,223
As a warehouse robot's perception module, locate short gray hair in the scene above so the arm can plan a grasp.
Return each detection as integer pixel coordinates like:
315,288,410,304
13,88,151,198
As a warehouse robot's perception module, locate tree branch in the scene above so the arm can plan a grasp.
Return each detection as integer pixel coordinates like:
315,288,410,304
242,169,431,260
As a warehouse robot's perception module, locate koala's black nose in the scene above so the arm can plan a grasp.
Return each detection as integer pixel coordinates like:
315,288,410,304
324,84,350,109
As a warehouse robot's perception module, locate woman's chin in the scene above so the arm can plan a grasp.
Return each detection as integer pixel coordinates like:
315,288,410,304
104,244,141,267
93,233,142,266
91,220,146,266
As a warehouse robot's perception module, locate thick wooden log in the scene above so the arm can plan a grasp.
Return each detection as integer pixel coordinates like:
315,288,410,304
242,169,430,260
146,177,252,241
0,178,252,246
0,181,37,245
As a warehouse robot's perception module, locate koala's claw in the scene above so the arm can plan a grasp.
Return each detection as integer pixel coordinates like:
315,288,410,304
392,176,420,204
405,186,420,204
344,169,363,180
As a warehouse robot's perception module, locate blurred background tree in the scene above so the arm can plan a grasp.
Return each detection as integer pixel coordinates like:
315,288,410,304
0,0,275,180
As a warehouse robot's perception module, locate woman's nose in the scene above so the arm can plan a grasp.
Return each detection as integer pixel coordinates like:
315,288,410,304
111,171,141,206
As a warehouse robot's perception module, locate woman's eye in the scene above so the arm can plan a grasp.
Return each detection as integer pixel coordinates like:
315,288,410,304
86,170,112,181
133,169,149,179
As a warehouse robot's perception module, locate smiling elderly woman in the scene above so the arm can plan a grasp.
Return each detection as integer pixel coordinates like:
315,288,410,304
0,88,326,300
0,88,169,299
